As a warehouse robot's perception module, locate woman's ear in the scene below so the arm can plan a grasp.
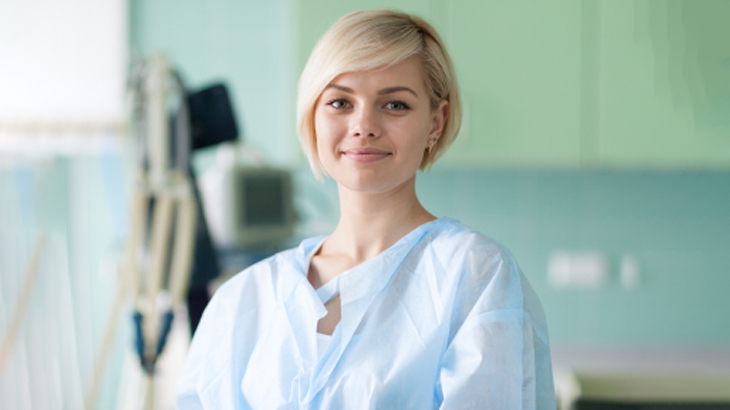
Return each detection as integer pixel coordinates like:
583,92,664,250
429,100,449,140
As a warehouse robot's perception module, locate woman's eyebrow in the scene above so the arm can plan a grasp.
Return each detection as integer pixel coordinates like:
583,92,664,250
324,84,353,93
324,84,418,97
378,86,418,97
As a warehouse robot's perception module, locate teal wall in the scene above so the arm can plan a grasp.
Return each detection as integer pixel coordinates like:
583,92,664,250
130,2,730,347
416,168,730,346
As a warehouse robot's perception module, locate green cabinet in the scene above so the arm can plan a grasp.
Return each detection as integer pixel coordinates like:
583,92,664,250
293,0,730,168
443,0,584,167
594,0,730,168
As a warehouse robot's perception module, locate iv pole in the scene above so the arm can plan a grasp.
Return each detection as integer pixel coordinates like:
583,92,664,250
85,54,197,410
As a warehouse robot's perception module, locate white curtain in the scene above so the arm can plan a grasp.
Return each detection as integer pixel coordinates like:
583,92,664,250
0,1,132,409
0,147,133,410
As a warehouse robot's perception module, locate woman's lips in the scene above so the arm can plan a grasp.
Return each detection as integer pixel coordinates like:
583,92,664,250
341,148,391,162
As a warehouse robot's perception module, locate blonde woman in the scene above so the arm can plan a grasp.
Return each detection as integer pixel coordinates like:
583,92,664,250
177,9,555,409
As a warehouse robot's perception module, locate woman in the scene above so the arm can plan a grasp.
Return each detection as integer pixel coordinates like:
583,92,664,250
177,9,555,409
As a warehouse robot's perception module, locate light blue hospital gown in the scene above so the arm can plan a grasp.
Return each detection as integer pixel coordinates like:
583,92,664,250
176,218,555,409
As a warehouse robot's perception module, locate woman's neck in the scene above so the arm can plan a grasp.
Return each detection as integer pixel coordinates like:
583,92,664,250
325,177,435,263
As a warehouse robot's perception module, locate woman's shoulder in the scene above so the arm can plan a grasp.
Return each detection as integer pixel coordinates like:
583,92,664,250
427,218,545,322
427,218,515,266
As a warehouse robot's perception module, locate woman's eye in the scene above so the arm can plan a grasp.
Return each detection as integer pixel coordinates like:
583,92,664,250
384,101,410,111
327,99,350,109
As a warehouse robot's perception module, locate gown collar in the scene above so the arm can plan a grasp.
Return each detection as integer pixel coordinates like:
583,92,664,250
297,218,446,400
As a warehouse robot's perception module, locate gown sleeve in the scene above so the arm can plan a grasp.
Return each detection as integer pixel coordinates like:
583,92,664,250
175,274,243,410
175,286,223,410
436,243,556,410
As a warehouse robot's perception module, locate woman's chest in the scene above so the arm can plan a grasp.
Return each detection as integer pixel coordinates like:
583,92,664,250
237,285,450,409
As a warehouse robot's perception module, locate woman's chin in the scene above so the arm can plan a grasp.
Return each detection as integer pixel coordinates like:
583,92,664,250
334,173,417,196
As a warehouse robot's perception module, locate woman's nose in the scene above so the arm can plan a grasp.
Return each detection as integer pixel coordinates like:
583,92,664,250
351,106,380,138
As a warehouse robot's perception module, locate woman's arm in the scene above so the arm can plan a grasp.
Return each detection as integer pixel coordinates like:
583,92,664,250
436,248,556,409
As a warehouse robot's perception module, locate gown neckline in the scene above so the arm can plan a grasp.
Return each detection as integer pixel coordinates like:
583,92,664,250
304,216,446,293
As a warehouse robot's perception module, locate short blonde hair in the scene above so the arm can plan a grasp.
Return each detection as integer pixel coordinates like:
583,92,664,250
297,9,462,180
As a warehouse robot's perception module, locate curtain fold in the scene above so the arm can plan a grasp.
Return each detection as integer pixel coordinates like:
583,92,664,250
0,139,130,410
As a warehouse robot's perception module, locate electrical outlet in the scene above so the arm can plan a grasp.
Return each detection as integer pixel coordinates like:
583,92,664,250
548,251,607,289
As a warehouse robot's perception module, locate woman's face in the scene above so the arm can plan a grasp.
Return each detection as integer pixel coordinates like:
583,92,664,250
314,56,446,194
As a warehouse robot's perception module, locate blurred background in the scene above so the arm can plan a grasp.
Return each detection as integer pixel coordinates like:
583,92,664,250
1,0,729,409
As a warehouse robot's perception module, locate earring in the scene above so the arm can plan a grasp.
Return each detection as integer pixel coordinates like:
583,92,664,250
427,138,438,153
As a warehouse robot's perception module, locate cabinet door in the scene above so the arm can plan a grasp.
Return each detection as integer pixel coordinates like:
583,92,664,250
442,0,584,167
596,1,730,168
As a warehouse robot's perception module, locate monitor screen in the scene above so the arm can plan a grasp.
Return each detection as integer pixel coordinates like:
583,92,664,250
242,174,286,226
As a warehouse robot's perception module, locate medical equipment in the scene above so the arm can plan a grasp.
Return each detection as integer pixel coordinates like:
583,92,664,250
86,55,198,410
199,157,295,249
